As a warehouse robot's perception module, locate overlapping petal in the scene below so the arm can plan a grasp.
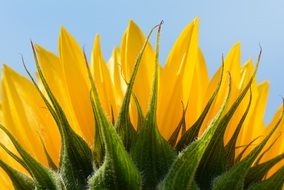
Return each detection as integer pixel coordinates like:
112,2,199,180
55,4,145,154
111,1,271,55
1,65,60,165
158,18,200,137
58,28,94,144
0,18,283,189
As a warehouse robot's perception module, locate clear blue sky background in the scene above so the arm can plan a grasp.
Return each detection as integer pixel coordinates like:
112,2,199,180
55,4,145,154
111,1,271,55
0,0,284,123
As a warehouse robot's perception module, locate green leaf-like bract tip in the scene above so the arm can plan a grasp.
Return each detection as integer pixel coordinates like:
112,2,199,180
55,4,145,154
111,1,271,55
115,24,160,151
26,43,93,189
130,21,176,189
88,78,141,190
85,38,141,189
1,24,283,190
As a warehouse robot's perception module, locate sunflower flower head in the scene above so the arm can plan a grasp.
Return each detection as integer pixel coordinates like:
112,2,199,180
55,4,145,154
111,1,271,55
0,18,283,190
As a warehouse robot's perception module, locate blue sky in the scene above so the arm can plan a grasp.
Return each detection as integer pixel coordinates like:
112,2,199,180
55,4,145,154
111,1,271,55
1,0,284,122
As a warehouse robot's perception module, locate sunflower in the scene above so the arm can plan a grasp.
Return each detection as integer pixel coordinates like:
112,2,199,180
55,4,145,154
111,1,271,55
0,17,283,189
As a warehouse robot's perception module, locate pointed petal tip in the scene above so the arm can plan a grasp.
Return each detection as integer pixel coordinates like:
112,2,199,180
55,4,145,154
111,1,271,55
247,57,253,62
242,58,255,69
258,81,270,95
95,33,100,41
259,81,270,87
59,26,72,42
59,26,69,47
126,19,140,34
59,26,68,34
2,64,8,71
92,34,105,63
1,65,21,82
2,64,12,76
194,16,200,24
234,41,241,48
33,43,44,53
112,47,120,55
183,17,200,32
128,19,137,27
94,34,101,47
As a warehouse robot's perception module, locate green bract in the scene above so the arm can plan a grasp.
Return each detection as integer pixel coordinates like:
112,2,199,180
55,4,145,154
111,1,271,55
0,21,283,190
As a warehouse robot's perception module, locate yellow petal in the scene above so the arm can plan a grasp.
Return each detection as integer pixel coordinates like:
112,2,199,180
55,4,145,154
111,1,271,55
239,82,268,145
223,59,257,144
158,70,184,138
0,127,28,184
35,44,90,144
217,42,242,108
225,81,268,158
90,35,115,118
107,48,127,120
185,48,209,127
158,17,199,138
120,20,155,114
0,104,27,176
224,42,242,88
1,65,60,165
199,43,243,136
260,106,284,176
0,169,12,190
58,27,94,144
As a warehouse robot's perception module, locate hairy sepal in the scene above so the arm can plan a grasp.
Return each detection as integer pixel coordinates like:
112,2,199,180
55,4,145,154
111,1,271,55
196,54,261,190
85,46,141,190
27,44,93,190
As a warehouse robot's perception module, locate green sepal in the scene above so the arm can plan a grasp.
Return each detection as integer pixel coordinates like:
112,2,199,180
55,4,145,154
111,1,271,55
85,49,141,190
0,160,35,190
114,52,147,150
131,22,176,189
158,74,231,190
211,104,283,190
244,153,284,188
88,90,141,190
247,166,284,190
58,130,93,190
196,54,260,189
0,125,63,189
131,124,176,189
26,44,93,189
131,113,176,189
175,61,224,151
115,24,160,151
81,51,106,169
